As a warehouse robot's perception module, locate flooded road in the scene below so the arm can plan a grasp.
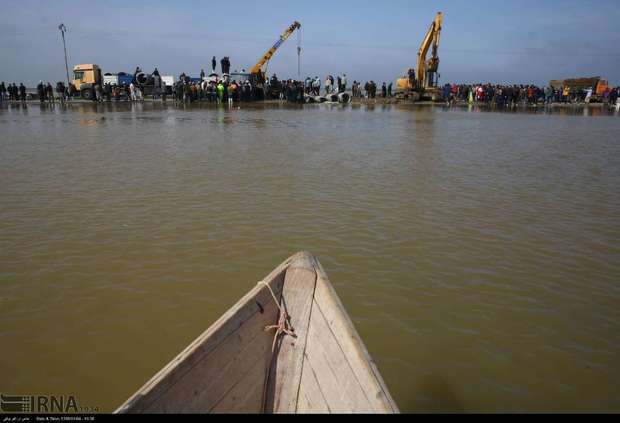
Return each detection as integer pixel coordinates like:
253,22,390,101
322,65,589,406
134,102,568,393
1,102,619,412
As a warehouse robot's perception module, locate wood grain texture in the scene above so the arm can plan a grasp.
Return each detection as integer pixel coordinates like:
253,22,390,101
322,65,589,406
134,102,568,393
297,357,331,413
302,300,374,412
311,259,399,413
265,253,317,413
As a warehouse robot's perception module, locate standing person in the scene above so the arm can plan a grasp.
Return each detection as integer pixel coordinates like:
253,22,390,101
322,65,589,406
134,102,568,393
0,82,5,102
221,57,231,74
212,56,217,73
176,81,184,102
228,82,235,106
37,81,45,103
19,83,26,102
313,76,321,96
104,83,112,102
388,82,392,97
183,82,191,103
133,66,142,84
200,69,205,80
129,82,136,101
585,87,593,103
152,73,161,100
442,83,451,102
223,82,229,103
95,83,103,102
209,81,216,102
190,83,197,102
336,76,342,93
562,86,570,103
56,81,65,105
216,81,224,104
381,82,387,98
46,82,54,103
545,85,554,104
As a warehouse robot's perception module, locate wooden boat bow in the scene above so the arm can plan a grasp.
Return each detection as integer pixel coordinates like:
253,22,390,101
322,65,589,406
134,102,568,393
116,251,398,413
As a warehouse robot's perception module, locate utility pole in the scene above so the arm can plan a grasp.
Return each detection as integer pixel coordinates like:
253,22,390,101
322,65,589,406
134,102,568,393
297,29,302,78
58,23,70,87
297,46,301,78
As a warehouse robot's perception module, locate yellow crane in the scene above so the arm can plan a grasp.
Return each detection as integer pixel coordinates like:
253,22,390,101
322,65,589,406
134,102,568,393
396,12,444,100
250,21,301,84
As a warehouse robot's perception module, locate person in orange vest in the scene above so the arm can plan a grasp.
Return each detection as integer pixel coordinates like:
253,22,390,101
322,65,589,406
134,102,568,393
527,86,535,104
228,81,237,105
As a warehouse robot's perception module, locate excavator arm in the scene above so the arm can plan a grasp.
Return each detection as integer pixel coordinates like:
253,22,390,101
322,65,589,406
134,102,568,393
250,21,301,75
416,12,443,89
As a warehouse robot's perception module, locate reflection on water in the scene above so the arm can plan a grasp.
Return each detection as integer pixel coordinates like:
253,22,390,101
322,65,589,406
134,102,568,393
1,102,619,412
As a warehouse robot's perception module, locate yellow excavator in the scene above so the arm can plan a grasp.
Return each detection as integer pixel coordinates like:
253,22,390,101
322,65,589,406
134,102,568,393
396,12,443,101
247,21,301,98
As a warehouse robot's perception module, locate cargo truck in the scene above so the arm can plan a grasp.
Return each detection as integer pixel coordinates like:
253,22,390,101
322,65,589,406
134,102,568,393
71,64,174,99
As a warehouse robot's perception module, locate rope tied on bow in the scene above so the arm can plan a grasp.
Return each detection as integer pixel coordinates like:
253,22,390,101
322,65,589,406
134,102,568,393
257,280,297,413
258,280,296,351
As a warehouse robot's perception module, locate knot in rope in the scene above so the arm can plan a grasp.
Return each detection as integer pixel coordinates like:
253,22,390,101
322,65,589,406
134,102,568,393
257,281,296,352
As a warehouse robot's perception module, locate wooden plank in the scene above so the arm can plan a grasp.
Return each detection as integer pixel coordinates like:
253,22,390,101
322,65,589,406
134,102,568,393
265,253,317,413
312,259,399,413
210,355,268,413
303,300,373,413
296,359,330,413
117,253,298,413
143,298,279,412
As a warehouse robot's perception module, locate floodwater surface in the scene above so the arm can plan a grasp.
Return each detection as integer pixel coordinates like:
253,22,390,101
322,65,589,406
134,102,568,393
1,102,619,412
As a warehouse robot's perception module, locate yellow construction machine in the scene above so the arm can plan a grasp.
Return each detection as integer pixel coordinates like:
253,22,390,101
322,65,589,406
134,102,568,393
250,21,301,83
225,21,300,99
396,12,443,101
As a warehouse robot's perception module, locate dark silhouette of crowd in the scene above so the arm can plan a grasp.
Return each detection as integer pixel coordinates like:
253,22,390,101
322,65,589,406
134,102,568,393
441,83,619,106
171,73,261,104
0,82,27,102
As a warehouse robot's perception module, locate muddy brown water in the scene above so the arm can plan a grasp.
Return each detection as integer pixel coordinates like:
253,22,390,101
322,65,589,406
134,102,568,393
1,102,619,412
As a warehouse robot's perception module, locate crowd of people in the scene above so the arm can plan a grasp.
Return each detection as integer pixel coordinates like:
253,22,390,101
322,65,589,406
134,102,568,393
2,70,619,107
171,74,260,104
352,81,393,99
441,83,620,106
0,82,27,102
311,74,348,95
36,81,69,104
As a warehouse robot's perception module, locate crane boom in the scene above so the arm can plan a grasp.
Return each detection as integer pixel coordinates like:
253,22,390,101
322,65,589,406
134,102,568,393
416,12,443,89
250,21,301,75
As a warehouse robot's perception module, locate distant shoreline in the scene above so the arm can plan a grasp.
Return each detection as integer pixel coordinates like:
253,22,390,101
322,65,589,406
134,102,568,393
3,97,617,111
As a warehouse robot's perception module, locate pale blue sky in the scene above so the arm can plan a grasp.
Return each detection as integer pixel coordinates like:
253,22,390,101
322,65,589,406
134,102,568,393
1,0,619,86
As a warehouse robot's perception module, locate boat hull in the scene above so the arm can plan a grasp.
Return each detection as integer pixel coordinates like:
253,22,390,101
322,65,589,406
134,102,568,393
116,252,398,413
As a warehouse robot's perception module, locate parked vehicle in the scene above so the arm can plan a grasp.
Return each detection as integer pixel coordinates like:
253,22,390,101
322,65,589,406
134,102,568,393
72,64,174,99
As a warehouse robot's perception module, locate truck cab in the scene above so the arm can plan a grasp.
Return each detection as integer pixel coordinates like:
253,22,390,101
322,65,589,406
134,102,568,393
72,64,102,99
